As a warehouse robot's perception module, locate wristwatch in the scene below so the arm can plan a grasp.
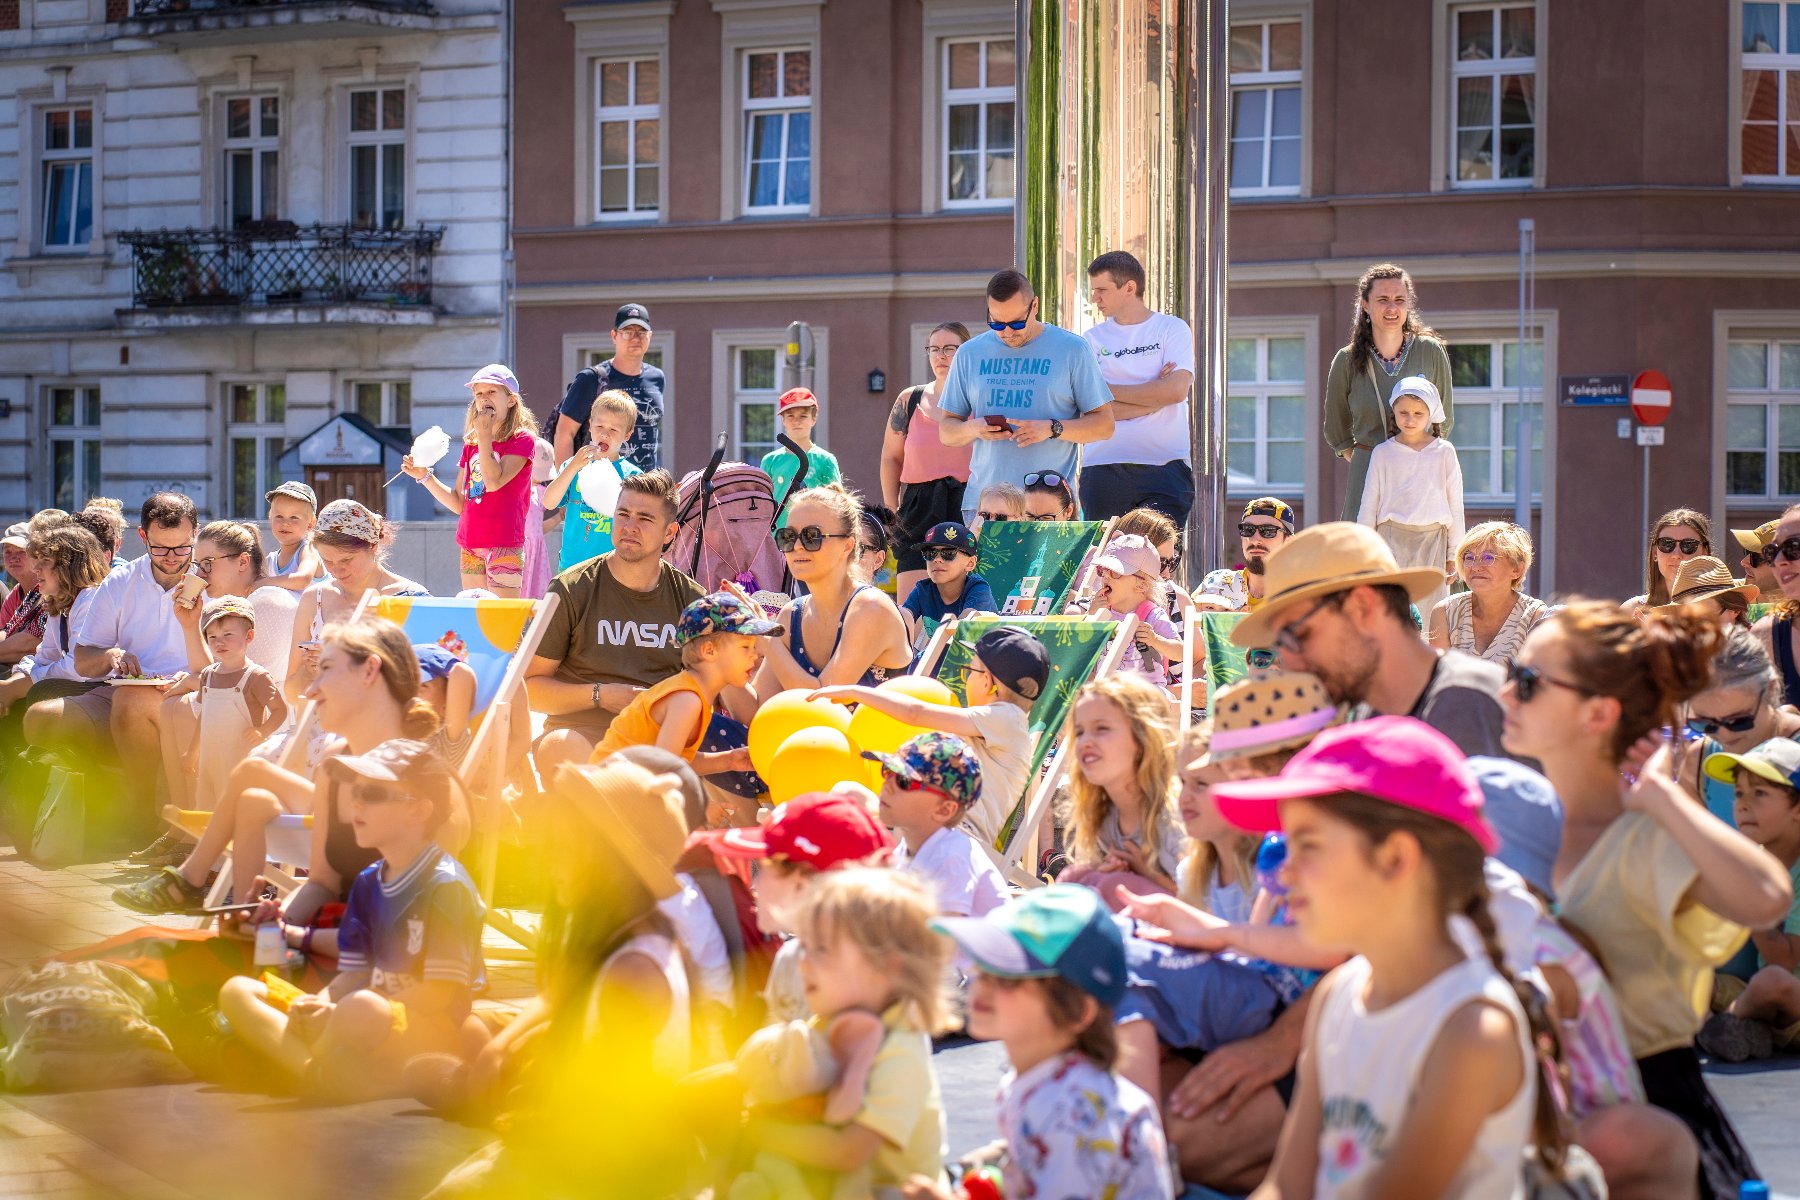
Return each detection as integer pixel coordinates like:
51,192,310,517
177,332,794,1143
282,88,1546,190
1048,418,1064,439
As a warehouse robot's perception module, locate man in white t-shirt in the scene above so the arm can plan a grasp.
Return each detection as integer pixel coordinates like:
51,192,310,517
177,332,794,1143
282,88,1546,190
1080,251,1197,522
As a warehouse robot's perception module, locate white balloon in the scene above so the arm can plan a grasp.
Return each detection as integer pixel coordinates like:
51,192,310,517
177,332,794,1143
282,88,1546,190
410,425,451,469
576,459,623,514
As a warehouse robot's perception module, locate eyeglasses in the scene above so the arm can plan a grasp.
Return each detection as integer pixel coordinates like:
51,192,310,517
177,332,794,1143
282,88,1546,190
1272,594,1342,656
1759,537,1800,565
145,544,194,560
194,556,219,576
1238,523,1285,541
987,299,1037,332
976,511,1014,525
1505,660,1594,704
1025,512,1061,522
921,547,968,563
1687,695,1764,738
1023,471,1069,490
1160,554,1181,574
774,525,853,553
1655,537,1703,555
1461,551,1500,567
926,343,961,357
857,543,884,557
615,328,651,339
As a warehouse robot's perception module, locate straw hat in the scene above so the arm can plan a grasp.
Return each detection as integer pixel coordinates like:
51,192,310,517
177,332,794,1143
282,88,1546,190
1229,522,1444,648
1206,672,1340,762
1658,556,1758,610
553,760,688,901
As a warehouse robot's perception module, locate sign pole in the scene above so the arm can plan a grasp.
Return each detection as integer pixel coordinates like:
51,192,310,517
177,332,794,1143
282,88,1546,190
1642,442,1651,550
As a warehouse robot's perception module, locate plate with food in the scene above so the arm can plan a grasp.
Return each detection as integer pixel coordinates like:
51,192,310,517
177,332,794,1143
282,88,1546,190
107,674,176,687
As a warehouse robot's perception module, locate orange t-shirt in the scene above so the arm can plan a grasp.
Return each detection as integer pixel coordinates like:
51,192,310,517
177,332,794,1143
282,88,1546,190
590,672,711,761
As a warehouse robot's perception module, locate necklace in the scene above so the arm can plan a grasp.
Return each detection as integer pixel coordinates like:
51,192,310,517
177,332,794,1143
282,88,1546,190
1373,333,1413,377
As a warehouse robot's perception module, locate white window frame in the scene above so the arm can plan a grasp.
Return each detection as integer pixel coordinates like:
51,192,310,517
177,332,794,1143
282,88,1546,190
1442,336,1545,504
593,57,662,222
40,104,95,252
1228,17,1305,198
45,384,103,512
1721,337,1800,501
1226,333,1308,497
225,382,288,519
741,46,814,215
940,36,1016,210
1429,0,1546,192
1445,2,1539,190
711,326,829,462
1223,316,1319,519
344,85,409,231
1738,2,1800,182
919,0,1010,215
567,1,671,227
221,93,282,227
349,380,412,429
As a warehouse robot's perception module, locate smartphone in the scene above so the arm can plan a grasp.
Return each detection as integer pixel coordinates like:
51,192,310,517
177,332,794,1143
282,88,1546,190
202,902,264,914
984,414,1016,433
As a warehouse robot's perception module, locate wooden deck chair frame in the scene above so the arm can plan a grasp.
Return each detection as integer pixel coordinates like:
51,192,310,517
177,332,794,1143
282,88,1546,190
912,612,1139,889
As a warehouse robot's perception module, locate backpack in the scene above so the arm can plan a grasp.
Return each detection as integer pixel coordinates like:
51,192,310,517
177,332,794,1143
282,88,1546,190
666,463,787,593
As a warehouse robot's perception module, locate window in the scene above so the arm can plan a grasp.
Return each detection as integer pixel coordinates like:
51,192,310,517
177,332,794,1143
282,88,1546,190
1725,339,1800,498
347,88,406,231
223,95,280,227
1229,20,1302,196
942,37,1015,206
41,107,93,249
1742,3,1800,179
595,58,660,220
1446,339,1544,501
1450,4,1536,186
47,387,102,511
743,48,811,213
1226,335,1306,493
226,383,287,518
352,380,411,428
732,347,780,461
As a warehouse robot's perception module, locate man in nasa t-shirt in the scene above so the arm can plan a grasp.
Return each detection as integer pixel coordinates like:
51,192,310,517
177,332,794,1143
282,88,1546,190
524,470,704,770
1079,251,1197,523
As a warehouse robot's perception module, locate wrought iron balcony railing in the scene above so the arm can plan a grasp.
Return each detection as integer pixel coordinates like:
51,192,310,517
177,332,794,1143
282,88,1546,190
119,223,445,310
130,0,431,16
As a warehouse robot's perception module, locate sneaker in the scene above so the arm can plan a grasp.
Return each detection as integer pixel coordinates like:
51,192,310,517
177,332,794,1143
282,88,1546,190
128,831,189,867
1698,1012,1774,1063
1038,848,1069,883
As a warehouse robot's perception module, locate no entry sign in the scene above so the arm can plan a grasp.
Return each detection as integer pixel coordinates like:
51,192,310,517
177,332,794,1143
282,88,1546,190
1631,370,1672,427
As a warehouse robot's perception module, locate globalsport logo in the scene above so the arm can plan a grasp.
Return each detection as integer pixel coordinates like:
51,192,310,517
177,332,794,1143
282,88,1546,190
1096,343,1162,358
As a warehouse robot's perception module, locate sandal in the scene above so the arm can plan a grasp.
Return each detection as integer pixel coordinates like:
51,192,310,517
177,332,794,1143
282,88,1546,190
128,831,190,868
112,866,207,914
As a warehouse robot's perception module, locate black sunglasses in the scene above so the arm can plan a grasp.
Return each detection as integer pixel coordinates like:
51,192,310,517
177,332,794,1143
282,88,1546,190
1238,522,1285,541
1160,553,1181,574
1759,537,1800,565
921,546,968,562
774,525,853,553
1505,661,1593,704
987,298,1037,331
1687,694,1763,738
1654,537,1703,555
976,510,1014,525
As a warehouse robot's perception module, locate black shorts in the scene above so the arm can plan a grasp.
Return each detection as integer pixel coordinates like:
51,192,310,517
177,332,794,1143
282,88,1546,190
895,477,967,571
1638,1045,1758,1200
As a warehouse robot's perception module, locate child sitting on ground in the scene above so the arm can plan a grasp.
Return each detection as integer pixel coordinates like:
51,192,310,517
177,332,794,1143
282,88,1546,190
259,481,323,592
165,596,288,811
217,739,485,1101
590,592,776,775
1699,737,1800,1062
813,624,1043,844
1057,675,1186,906
764,388,843,525
1085,534,1181,687
865,732,1007,919
541,388,644,571
968,482,1025,534
914,885,1176,1200
899,523,997,646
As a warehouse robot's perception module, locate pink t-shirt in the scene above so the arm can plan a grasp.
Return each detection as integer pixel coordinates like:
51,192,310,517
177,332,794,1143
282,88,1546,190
900,387,973,485
455,431,536,549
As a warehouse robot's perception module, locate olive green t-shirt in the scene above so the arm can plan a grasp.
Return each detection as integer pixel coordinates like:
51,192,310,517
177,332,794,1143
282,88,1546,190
540,553,705,741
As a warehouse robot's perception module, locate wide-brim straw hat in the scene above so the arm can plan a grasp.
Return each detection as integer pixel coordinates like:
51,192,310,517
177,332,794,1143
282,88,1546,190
1656,556,1758,610
1230,522,1444,649
553,759,688,901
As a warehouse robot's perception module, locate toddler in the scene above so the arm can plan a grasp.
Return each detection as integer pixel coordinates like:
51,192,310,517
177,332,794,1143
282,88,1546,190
1087,534,1181,687
1356,375,1464,613
1058,675,1186,905
763,388,842,524
865,732,1007,919
968,482,1025,534
166,596,288,811
899,522,997,644
542,388,644,571
260,481,322,592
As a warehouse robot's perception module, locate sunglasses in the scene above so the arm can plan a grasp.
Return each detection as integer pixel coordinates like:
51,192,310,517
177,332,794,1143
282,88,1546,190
957,662,992,679
1505,660,1593,703
1238,523,1285,540
1246,647,1278,670
857,543,884,556
1023,471,1070,490
987,299,1037,332
774,525,853,553
1688,695,1763,738
1160,554,1181,574
976,511,1014,525
1759,537,1800,565
1654,537,1703,555
921,546,969,562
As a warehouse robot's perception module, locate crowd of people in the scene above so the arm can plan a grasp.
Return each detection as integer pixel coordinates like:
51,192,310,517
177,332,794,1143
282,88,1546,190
0,256,1793,1200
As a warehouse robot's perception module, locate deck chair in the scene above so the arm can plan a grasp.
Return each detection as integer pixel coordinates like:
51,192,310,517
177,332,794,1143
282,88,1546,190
974,520,1113,616
1179,609,1252,733
913,613,1138,888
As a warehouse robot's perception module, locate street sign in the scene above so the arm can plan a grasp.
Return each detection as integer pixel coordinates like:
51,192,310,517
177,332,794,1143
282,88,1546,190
1636,426,1665,446
1560,374,1630,407
1631,369,1673,426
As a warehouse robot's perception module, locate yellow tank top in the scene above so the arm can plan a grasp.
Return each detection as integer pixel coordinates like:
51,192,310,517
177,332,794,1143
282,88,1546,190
591,672,710,761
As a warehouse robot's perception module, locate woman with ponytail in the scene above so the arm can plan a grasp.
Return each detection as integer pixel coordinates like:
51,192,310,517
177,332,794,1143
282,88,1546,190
1503,600,1793,1199
1323,263,1454,522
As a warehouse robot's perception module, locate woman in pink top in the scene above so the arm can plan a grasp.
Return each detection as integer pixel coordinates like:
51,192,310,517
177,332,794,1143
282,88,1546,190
402,364,539,598
880,321,975,599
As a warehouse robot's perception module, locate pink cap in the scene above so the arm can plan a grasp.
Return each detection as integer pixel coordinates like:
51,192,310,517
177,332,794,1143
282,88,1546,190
1093,533,1162,580
778,387,819,412
465,363,519,392
1211,716,1498,853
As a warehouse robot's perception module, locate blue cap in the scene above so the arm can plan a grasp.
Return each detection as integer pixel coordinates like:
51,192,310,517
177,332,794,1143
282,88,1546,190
916,521,978,554
415,644,460,684
1468,756,1563,896
931,884,1128,1008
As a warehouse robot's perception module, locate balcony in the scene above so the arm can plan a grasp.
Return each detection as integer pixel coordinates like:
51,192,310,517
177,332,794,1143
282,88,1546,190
120,0,438,44
118,222,445,327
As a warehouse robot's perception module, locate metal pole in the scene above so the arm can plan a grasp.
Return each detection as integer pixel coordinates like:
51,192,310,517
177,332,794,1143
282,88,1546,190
1513,219,1534,537
1641,443,1651,555
1184,0,1229,587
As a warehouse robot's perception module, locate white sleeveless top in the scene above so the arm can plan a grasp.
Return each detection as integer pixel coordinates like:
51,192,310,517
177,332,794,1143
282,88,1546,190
1311,955,1534,1200
585,931,691,1077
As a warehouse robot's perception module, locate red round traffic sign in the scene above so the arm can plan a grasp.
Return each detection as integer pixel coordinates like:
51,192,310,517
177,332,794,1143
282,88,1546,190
1631,369,1672,427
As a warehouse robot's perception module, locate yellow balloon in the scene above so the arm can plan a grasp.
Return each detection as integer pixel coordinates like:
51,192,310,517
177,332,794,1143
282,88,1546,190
767,727,867,805
847,676,959,758
749,690,851,777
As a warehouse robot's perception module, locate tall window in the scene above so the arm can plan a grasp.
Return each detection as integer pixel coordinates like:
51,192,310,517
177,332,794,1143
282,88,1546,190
41,107,94,250
1229,20,1302,197
47,386,102,511
1725,339,1800,498
1450,4,1536,186
596,58,660,220
743,48,811,213
352,380,411,428
943,37,1015,207
1446,339,1544,501
1742,3,1800,179
223,95,280,227
732,347,779,460
227,383,287,518
348,87,406,231
1226,335,1305,493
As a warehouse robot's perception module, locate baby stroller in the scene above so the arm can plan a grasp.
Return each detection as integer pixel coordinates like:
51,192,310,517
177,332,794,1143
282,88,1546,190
666,433,808,595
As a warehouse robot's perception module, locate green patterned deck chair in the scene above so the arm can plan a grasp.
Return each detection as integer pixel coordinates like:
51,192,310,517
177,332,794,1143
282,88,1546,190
1178,610,1252,726
974,520,1113,616
915,613,1138,888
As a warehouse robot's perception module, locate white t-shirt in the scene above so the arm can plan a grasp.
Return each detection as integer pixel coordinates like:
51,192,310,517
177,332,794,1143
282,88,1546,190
895,826,1009,918
71,555,189,678
960,702,1034,845
1082,311,1196,468
658,871,733,1009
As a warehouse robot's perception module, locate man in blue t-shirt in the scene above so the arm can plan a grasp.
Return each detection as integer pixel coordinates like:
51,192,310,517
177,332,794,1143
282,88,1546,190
937,269,1115,526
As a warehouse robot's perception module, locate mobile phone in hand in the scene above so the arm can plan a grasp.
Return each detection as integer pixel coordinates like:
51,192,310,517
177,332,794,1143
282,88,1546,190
984,414,1016,433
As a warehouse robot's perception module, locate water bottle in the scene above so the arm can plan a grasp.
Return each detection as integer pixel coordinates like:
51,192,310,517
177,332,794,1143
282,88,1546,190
1739,1181,1769,1200
1255,833,1289,899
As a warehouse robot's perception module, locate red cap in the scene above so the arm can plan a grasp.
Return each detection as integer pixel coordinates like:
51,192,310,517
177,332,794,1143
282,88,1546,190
718,792,892,869
1211,716,1498,853
777,387,819,412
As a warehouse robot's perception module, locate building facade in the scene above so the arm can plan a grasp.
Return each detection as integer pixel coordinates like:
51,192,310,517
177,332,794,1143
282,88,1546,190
0,0,506,524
